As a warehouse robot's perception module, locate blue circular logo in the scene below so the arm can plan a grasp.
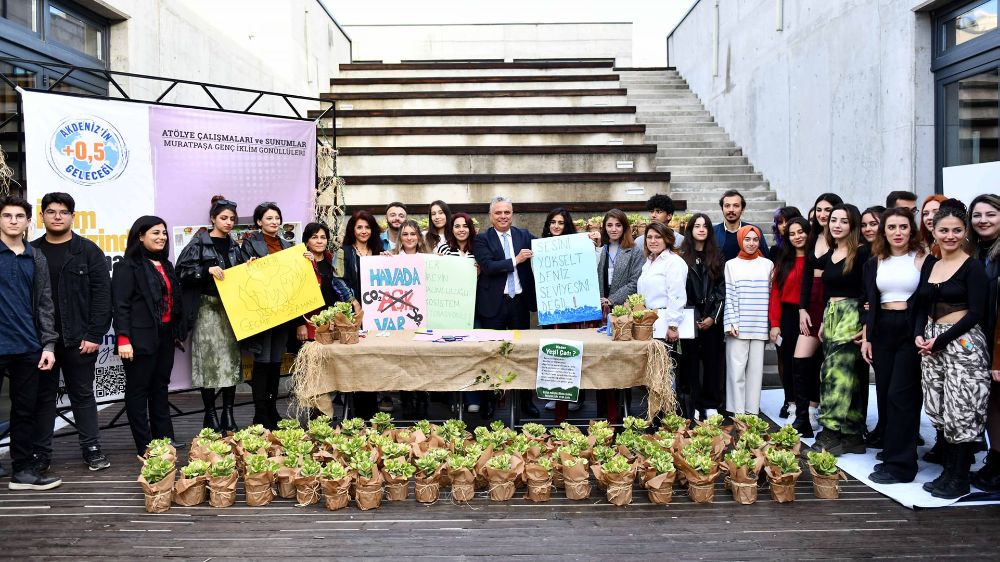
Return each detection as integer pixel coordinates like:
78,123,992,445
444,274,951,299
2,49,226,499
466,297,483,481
47,116,128,185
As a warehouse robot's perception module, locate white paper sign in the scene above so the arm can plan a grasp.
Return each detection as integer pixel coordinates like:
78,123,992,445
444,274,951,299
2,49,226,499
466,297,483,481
653,308,696,339
536,339,584,402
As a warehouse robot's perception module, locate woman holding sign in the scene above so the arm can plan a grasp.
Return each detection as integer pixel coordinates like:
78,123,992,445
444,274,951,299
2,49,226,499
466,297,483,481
176,196,246,432
113,216,187,455
424,200,452,252
336,211,384,420
297,222,359,341
240,202,294,430
390,220,430,256
436,212,477,259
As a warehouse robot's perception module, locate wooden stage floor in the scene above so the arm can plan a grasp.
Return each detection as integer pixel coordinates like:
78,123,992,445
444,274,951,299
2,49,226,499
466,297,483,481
1,393,998,560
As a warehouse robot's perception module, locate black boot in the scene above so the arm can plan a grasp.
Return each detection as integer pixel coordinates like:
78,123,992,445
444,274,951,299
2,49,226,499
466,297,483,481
265,363,284,427
250,362,271,428
972,449,1000,493
791,359,813,437
200,388,221,431
923,440,951,493
219,386,240,433
924,429,946,464
932,441,973,499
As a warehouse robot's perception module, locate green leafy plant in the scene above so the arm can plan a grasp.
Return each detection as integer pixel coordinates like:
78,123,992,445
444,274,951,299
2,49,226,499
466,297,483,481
592,445,616,465
349,456,375,479
273,428,306,446
736,431,765,451
413,419,433,436
692,424,722,439
611,304,630,318
725,448,755,471
439,419,467,442
383,457,416,479
703,414,724,428
807,451,839,476
196,429,221,441
766,448,800,475
381,442,411,459
333,301,355,321
415,455,442,476
769,425,801,451
207,440,233,456
588,421,614,445
601,454,631,474
660,414,687,434
734,413,770,435
426,448,450,463
308,419,334,441
506,434,530,456
626,293,645,310
535,456,554,473
141,457,175,484
648,452,675,475
231,428,252,443
370,412,395,433
308,307,337,327
339,417,367,436
615,430,641,454
486,453,513,471
561,456,588,468
623,416,650,431
245,454,278,475
240,435,269,455
180,459,210,478
277,419,301,431
321,461,348,480
522,423,547,438
282,456,300,469
395,429,412,442
682,450,714,475
146,440,174,459
489,420,506,432
654,430,675,442
299,458,322,477
447,454,477,471
209,456,236,478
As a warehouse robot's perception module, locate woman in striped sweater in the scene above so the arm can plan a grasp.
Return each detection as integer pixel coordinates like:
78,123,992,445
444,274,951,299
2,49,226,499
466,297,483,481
724,225,773,415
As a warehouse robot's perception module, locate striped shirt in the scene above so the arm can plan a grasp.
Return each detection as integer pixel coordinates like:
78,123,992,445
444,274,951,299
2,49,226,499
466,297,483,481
724,257,773,340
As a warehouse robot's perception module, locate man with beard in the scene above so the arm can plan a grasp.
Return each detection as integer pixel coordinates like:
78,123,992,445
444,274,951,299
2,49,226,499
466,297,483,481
714,190,770,261
379,202,407,252
30,192,112,472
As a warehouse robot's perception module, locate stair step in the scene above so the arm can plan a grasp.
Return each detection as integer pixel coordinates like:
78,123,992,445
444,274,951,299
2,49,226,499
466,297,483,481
656,147,742,157
651,140,737,148
331,94,629,110
339,151,659,175
637,115,716,124
683,191,778,202
329,80,621,93
324,88,627,100
338,131,647,147
661,165,757,175
670,181,771,190
656,156,750,166
667,174,766,182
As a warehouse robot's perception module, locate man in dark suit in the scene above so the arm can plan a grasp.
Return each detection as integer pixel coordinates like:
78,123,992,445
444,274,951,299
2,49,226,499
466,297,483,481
471,196,540,419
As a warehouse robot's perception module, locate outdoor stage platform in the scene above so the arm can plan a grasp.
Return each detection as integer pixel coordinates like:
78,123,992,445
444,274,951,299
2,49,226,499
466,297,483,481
0,393,997,559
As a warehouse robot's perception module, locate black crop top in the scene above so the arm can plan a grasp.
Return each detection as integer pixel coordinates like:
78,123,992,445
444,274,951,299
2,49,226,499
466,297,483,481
913,256,988,352
800,245,870,307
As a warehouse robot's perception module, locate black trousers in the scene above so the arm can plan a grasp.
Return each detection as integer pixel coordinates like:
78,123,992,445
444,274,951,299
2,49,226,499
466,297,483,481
473,294,531,408
777,303,800,404
124,325,175,455
871,310,922,480
32,342,101,459
679,322,725,411
0,352,42,472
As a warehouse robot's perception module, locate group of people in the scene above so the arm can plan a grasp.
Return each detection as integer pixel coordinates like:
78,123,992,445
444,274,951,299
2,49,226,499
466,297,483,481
2,187,1000,501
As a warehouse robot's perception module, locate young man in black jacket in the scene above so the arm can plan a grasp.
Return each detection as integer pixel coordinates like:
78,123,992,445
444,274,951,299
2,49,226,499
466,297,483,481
31,192,113,471
0,195,61,489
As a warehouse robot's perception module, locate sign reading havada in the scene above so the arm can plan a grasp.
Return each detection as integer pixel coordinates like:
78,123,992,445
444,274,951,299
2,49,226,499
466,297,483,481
215,244,324,340
536,339,584,402
360,255,428,331
531,232,602,325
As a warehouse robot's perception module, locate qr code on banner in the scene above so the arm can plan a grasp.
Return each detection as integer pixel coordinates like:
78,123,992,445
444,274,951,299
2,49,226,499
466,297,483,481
95,363,126,400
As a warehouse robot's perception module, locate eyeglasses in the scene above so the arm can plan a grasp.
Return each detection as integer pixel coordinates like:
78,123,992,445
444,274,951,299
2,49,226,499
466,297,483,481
43,209,73,217
1,212,27,222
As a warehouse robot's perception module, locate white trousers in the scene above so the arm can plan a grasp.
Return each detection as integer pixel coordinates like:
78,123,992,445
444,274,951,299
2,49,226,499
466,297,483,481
726,337,765,415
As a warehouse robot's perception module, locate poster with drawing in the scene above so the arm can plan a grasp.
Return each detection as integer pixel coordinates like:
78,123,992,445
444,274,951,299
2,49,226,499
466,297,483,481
359,254,428,331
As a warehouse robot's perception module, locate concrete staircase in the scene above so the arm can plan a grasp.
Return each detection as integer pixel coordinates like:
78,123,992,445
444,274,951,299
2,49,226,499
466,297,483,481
619,69,783,230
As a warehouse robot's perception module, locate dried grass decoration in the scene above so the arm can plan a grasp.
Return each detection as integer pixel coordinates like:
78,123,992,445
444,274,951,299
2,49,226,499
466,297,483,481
807,450,846,499
139,457,176,513
174,459,210,506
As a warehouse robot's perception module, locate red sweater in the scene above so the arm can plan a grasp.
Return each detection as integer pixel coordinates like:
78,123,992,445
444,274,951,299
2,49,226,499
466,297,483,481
118,263,172,347
769,255,804,328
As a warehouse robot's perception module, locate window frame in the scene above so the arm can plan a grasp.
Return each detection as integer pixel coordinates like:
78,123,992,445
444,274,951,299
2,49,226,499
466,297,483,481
0,0,109,67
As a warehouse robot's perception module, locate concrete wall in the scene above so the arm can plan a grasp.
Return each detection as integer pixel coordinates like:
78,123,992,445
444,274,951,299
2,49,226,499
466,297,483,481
99,0,351,113
343,23,632,66
667,0,935,212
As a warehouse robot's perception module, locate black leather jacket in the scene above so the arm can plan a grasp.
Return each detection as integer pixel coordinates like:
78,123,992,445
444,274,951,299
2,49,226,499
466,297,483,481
684,255,725,323
240,230,294,260
175,229,246,327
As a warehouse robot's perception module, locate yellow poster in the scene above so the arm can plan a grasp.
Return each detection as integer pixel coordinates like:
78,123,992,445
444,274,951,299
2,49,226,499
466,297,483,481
215,243,324,340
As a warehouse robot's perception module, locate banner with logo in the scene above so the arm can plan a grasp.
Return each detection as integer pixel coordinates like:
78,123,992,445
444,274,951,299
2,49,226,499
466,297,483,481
20,89,317,398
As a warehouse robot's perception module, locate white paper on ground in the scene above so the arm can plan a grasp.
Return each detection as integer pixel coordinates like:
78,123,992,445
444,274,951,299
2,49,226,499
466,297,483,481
759,387,997,509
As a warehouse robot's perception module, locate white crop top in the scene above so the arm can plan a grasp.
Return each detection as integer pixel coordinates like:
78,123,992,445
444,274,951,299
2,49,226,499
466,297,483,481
876,252,920,303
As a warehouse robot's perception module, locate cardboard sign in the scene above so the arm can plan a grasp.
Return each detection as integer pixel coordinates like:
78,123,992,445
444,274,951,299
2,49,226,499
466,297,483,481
424,254,476,329
536,339,584,402
359,254,427,331
531,233,603,325
215,244,324,340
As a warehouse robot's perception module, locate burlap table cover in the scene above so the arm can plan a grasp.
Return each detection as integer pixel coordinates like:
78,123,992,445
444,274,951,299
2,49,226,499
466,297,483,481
291,329,674,420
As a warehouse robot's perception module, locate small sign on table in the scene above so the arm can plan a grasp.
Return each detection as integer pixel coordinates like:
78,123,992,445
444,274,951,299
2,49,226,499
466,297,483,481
535,338,584,402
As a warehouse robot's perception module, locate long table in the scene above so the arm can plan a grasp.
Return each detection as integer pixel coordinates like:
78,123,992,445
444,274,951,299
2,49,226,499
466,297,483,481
290,329,674,421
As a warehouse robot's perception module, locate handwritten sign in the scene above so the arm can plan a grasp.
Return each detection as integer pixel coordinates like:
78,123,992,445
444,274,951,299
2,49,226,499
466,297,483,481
531,232,602,325
360,254,427,331
536,339,583,402
215,243,324,340
424,254,476,329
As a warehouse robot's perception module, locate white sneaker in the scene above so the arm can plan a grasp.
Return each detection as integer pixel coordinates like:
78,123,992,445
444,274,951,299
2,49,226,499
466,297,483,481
705,408,718,419
786,403,796,420
544,401,557,411
809,406,821,432
467,404,480,413
693,410,702,421
567,402,581,412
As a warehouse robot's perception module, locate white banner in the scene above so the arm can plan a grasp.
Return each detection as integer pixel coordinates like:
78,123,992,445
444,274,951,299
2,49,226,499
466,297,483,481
22,89,154,402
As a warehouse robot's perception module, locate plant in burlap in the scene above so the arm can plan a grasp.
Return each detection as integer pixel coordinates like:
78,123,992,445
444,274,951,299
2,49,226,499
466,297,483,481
447,453,478,502
560,455,591,500
370,412,395,434
413,455,444,503
594,454,635,506
735,431,765,452
484,453,523,501
240,435,270,457
174,459,210,507
139,457,176,513
308,419,335,442
806,450,845,499
244,454,279,507
630,308,659,341
380,441,411,461
382,457,415,501
278,419,302,430
332,301,363,344
144,437,176,462
351,455,384,510
524,456,554,502
723,448,765,505
320,461,351,510
522,422,548,440
733,413,770,436
292,459,322,506
207,456,238,507
676,449,719,504
764,447,802,503
588,420,615,446
610,304,634,341
643,449,677,504
660,413,689,435
768,424,802,456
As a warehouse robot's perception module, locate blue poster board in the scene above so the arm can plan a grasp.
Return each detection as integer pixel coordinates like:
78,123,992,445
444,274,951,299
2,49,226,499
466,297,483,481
531,233,603,325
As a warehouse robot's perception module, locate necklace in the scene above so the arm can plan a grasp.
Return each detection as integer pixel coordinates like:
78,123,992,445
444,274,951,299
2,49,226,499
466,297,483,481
354,243,371,257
